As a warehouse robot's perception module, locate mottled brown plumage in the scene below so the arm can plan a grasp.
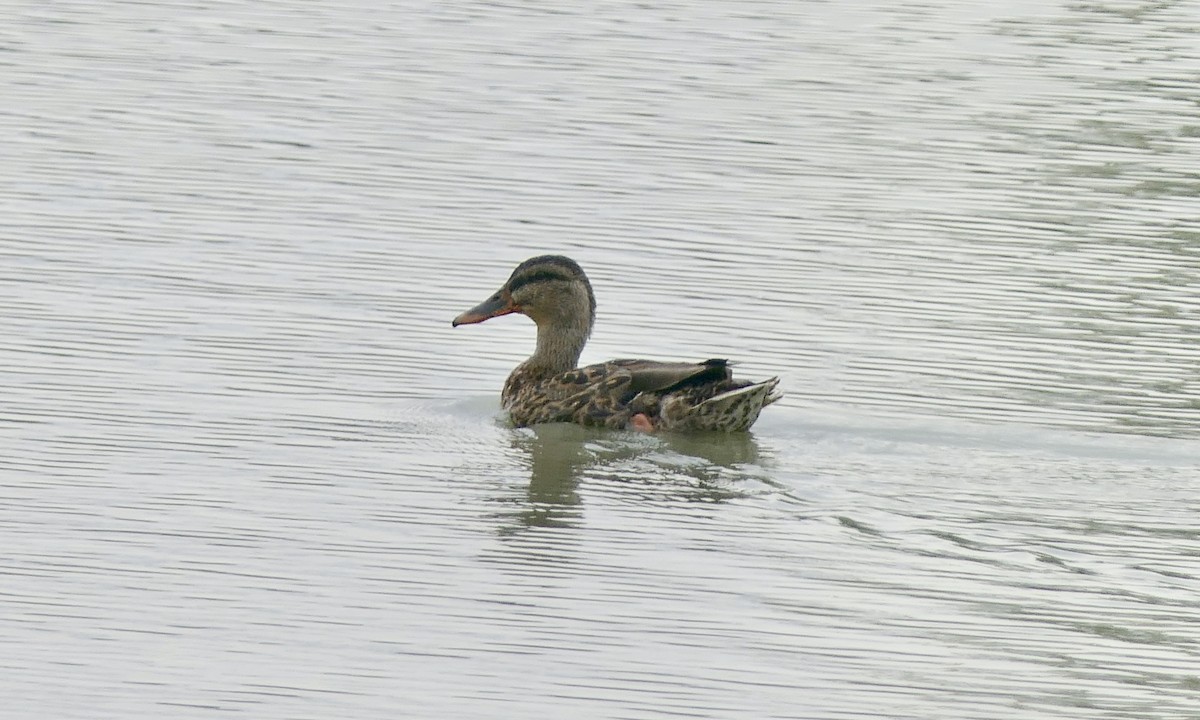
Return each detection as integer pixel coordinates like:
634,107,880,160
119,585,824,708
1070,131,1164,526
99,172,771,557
452,255,781,432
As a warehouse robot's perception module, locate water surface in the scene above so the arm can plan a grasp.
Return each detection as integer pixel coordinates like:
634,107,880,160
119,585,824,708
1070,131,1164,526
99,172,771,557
2,1,1199,718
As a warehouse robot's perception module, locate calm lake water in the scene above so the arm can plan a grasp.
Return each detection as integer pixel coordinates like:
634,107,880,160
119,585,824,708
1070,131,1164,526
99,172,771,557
3,1,1199,718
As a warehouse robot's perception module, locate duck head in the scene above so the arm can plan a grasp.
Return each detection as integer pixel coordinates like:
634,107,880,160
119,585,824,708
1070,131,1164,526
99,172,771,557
452,255,595,333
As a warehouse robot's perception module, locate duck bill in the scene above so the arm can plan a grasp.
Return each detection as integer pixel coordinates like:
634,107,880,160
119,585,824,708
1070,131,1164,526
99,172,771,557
452,291,519,327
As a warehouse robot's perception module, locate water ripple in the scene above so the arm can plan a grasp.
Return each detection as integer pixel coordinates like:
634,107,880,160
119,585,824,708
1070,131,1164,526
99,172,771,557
3,1,1199,719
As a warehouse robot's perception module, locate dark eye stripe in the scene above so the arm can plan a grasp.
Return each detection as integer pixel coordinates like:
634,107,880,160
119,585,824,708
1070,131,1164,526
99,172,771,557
508,270,571,293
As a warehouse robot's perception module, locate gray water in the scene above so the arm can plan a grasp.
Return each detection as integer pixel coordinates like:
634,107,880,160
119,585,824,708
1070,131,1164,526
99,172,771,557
3,1,1199,718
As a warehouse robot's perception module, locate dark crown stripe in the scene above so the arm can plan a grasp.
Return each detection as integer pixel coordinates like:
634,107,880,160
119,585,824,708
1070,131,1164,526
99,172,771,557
513,255,584,275
508,269,573,293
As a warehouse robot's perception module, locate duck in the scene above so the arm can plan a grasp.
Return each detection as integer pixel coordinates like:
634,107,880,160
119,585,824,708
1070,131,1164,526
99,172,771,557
452,255,781,432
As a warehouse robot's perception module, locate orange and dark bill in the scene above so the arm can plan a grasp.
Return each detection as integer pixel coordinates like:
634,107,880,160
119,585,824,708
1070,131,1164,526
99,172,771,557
451,290,520,327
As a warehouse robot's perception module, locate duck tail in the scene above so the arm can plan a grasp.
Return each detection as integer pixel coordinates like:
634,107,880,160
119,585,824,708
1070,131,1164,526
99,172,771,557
684,377,781,432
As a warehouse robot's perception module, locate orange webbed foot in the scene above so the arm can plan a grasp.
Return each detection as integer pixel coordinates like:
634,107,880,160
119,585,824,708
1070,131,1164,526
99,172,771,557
629,413,655,433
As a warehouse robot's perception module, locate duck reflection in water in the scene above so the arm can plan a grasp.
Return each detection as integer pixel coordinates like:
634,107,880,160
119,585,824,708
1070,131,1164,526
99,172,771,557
497,422,771,535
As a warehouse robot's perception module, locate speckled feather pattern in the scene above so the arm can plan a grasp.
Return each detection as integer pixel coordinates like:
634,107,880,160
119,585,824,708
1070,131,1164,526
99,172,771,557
502,358,780,432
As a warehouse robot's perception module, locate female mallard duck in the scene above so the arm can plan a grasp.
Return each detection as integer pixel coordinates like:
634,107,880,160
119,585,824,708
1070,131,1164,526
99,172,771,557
452,255,781,432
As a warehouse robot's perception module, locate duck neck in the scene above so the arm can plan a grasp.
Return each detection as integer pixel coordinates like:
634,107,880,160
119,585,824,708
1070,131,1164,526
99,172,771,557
524,319,590,376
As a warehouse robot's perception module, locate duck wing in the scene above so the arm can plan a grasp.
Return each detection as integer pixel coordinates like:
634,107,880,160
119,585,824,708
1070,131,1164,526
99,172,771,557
608,358,783,432
607,358,733,395
522,359,728,429
506,358,768,431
